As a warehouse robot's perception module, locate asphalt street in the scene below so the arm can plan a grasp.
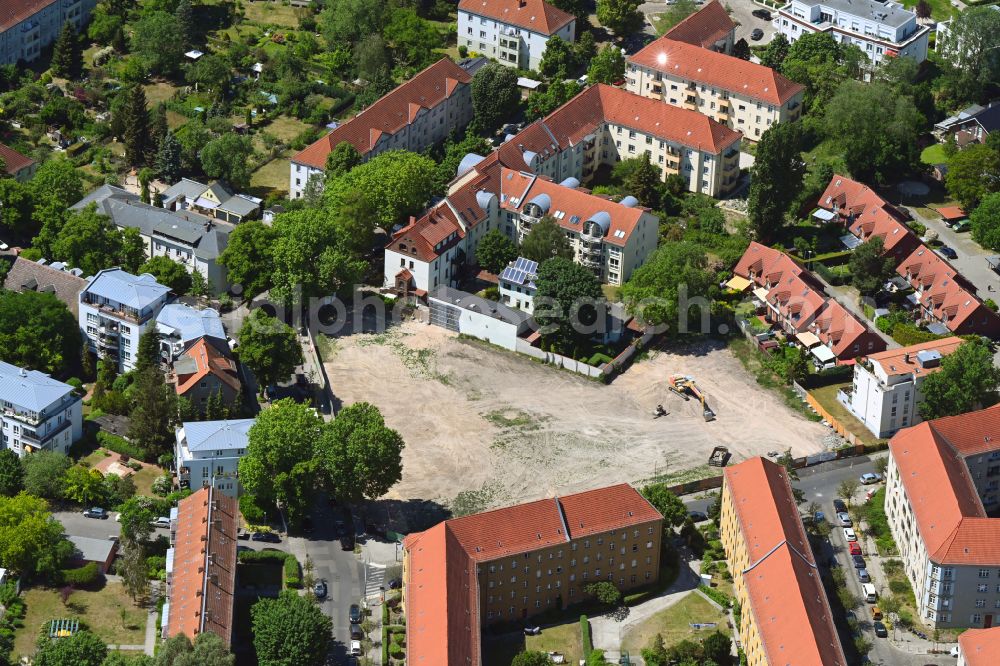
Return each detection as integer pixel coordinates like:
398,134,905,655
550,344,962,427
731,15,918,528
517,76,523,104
639,0,777,45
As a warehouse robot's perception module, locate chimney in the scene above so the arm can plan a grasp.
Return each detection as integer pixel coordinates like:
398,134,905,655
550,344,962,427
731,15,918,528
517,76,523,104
903,353,910,363
519,0,526,6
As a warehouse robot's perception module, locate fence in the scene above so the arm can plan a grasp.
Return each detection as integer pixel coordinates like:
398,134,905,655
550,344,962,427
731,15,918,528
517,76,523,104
800,387,865,447
514,339,605,378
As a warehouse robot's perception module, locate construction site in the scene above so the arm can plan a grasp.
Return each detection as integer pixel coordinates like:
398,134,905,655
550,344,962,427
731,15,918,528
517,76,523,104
322,321,835,512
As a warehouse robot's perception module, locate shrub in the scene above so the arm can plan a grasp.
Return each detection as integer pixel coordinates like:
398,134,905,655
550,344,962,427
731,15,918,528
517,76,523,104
284,554,302,589
698,584,732,608
239,494,270,524
580,615,593,653
389,643,405,659
96,431,149,462
889,580,911,595
146,555,167,578
588,352,614,366
152,474,173,496
61,562,100,587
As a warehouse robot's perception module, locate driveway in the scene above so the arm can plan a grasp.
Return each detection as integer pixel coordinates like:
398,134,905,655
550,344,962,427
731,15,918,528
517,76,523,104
906,206,1000,300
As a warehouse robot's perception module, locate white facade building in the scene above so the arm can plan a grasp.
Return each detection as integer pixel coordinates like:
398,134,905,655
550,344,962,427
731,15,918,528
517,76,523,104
174,419,254,497
457,0,575,71
0,0,98,65
775,0,929,65
842,337,963,438
498,257,538,313
0,361,82,456
79,268,171,373
428,286,532,351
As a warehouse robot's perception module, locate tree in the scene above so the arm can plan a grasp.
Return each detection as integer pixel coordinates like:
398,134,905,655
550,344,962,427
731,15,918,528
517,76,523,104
838,478,860,506
640,483,687,527
325,149,440,228
118,536,150,601
539,36,578,78
575,30,597,64
938,7,1000,102
747,121,805,241
238,310,303,389
972,193,1000,251
89,4,125,45
324,142,362,180
520,216,573,263
318,402,405,502
165,633,234,666
525,79,581,121
436,131,492,185
946,144,1000,210
218,221,276,298
621,242,714,331
919,339,1000,420
52,21,82,80
511,652,551,666
0,449,24,497
0,178,34,235
701,631,732,665
34,628,107,666
588,44,626,85
759,33,790,70
131,11,185,76
106,653,154,666
156,130,182,183
30,157,83,209
23,451,72,500
552,0,589,21
139,256,192,295
319,0,386,46
354,38,392,85
200,134,255,189
781,32,862,111
914,0,931,18
476,229,518,273
597,0,644,38
0,492,73,578
185,55,230,97
585,581,621,606
849,237,896,295
49,204,136,277
239,400,322,523
128,366,176,457
534,257,604,351
121,85,149,167
617,154,662,209
733,38,751,61
824,80,923,184
384,8,441,69
0,290,80,375
657,0,697,33
62,467,106,506
135,327,162,375
470,63,520,135
251,590,332,666
174,0,195,49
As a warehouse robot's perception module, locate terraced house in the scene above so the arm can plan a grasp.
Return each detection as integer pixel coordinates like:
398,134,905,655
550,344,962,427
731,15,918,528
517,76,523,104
0,0,97,65
720,457,847,665
457,0,575,71
403,484,663,664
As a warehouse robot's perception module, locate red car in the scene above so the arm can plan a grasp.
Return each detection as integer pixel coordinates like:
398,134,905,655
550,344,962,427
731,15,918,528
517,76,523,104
849,542,862,556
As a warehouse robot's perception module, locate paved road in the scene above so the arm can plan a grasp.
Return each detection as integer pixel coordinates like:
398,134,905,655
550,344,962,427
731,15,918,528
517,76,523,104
906,206,1000,301
639,0,777,45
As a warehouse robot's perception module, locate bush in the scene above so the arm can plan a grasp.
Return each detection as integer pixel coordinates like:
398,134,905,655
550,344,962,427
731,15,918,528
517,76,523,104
698,584,732,608
152,474,173,496
61,562,100,587
146,555,167,578
588,352,614,366
889,580,910,595
96,431,149,462
891,323,945,347
580,615,592,653
239,493,270,524
284,554,302,589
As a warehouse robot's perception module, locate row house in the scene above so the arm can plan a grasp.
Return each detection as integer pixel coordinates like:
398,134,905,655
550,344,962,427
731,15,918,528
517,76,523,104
403,484,663,665
457,0,575,71
289,58,473,199
661,0,736,55
886,405,1000,629
818,173,920,263
0,0,97,65
626,36,805,141
0,361,82,456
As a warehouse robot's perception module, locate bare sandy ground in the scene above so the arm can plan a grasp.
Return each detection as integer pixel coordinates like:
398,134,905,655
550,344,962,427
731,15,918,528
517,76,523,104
323,321,829,511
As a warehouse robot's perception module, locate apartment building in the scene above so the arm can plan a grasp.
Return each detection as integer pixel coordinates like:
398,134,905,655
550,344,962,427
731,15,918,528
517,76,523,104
841,337,964,438
720,457,847,665
775,0,928,64
79,268,171,372
155,303,227,364
457,0,575,71
958,626,1000,666
885,405,1000,629
174,419,253,497
0,0,97,65
0,141,36,181
627,37,804,140
289,58,473,199
662,0,736,54
403,484,663,665
499,256,538,313
0,361,82,456
162,486,238,646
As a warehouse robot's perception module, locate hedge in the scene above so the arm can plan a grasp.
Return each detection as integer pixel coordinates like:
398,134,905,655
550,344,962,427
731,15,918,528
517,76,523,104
62,562,100,587
698,584,733,608
890,323,946,347
283,554,302,589
96,431,150,462
237,550,302,589
580,615,593,653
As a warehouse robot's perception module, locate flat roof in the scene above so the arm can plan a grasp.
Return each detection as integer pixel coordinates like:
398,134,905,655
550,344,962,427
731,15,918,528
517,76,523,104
787,0,915,28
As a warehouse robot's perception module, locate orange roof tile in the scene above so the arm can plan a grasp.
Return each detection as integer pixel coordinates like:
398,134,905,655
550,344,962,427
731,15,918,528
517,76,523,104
959,626,1000,666
927,402,1000,457
0,0,57,32
291,59,472,169
458,0,575,35
629,38,804,106
809,299,884,358
0,142,34,176
733,241,785,280
559,483,661,539
863,336,964,378
175,338,240,397
386,205,465,263
936,206,966,220
663,0,736,50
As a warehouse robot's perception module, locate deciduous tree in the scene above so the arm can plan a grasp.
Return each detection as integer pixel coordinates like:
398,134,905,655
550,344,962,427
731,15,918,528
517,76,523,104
588,44,626,85
383,8,441,69
470,63,520,135
621,242,714,331
0,290,80,375
585,581,621,606
597,0,644,38
849,237,896,295
511,652,551,666
325,149,440,228
747,121,805,241
525,79,581,121
520,216,573,263
131,11,185,76
971,193,1000,251
639,483,687,527
0,492,73,578
534,257,604,351
946,143,1000,210
62,467,106,506
237,310,303,389
476,229,518,274
199,134,255,189
539,36,578,78
319,0,385,46
758,33,790,70
324,142,362,180
251,591,332,666
34,628,107,666
317,402,405,502
919,339,1000,420
218,221,276,298
0,449,24,497
139,256,192,295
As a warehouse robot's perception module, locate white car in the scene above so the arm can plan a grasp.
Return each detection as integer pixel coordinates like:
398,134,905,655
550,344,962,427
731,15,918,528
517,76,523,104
860,472,882,485
844,527,857,542
151,517,170,529
837,512,852,527
350,640,362,656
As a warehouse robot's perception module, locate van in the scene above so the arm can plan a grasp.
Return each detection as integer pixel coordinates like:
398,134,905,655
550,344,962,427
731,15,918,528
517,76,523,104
862,583,878,603
871,606,883,621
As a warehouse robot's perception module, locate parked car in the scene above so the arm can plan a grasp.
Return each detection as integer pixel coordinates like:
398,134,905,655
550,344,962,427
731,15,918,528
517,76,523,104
873,621,888,638
953,220,971,232
857,568,871,583
752,8,772,19
837,512,852,527
750,28,764,40
843,527,857,542
849,542,862,556
688,511,708,522
833,499,848,513
151,516,170,528
0,242,9,251
524,625,542,636
313,580,327,599
251,531,281,543
351,624,364,640
350,640,362,656
237,529,250,540
387,577,402,590
83,507,108,519
853,554,866,568
860,473,882,485
349,604,362,624
936,246,958,260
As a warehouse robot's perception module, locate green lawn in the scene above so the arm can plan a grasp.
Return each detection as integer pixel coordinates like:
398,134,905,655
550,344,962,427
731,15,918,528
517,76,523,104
898,0,956,20
261,115,310,143
249,151,292,197
15,584,147,659
809,383,880,447
525,620,583,663
920,143,949,166
621,591,729,655
243,0,308,28
602,284,622,302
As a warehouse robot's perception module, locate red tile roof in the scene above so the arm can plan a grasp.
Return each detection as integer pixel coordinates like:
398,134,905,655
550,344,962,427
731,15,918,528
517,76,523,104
458,0,575,35
175,338,240,397
0,142,34,176
0,0,57,33
386,205,466,263
863,336,963,378
291,59,471,169
809,299,884,359
936,206,966,221
166,487,239,646
663,0,736,50
959,626,1000,666
629,38,804,105
733,241,785,280
724,458,847,666
926,402,1000,457
818,174,918,261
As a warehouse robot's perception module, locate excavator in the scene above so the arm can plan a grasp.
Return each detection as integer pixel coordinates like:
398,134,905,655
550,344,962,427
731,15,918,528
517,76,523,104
668,374,716,422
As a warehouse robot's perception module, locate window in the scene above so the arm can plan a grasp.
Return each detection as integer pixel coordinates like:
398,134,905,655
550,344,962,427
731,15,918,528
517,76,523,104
980,569,991,578
976,599,986,608
978,584,989,593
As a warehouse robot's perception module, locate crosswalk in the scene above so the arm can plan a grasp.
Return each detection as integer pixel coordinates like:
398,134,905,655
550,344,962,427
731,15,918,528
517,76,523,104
364,563,386,599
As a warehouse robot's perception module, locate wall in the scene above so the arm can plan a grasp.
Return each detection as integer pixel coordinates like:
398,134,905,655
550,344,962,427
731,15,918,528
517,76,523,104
514,338,605,378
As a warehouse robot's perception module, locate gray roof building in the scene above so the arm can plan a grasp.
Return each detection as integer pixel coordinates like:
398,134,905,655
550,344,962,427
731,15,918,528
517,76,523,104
180,419,255,452
82,268,171,310
2,256,88,316
0,361,77,415
791,0,915,28
155,303,226,346
68,536,118,567
430,285,532,327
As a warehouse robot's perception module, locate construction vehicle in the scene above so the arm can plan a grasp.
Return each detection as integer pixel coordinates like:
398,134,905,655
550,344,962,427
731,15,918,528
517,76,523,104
708,446,731,467
668,374,716,421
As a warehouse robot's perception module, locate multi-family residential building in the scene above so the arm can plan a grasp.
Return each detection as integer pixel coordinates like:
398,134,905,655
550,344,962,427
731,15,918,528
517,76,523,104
289,58,474,199
661,0,736,54
403,484,663,664
775,0,929,64
0,141,36,181
174,419,253,496
958,626,1000,666
841,337,964,438
720,457,847,665
627,36,805,140
498,256,538,312
171,339,240,413
160,178,262,225
734,242,886,364
0,361,82,456
2,256,87,316
79,268,171,372
0,0,98,65
72,185,233,293
155,303,227,364
162,486,238,645
457,0,575,71
885,405,1000,629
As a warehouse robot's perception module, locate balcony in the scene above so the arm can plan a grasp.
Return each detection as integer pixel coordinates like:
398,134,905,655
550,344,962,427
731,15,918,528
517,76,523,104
683,96,697,110
2,407,41,426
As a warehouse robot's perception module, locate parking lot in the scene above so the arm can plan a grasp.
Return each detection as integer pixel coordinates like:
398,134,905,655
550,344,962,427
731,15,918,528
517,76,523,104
640,0,778,46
